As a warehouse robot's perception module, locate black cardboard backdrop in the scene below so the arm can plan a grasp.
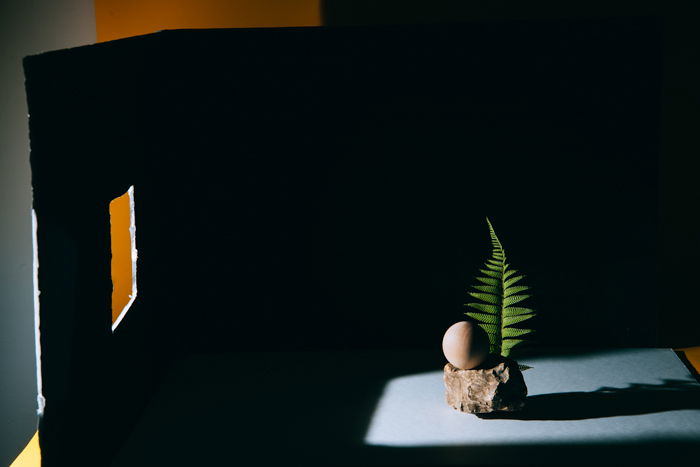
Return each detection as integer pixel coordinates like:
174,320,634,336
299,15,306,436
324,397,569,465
24,19,662,464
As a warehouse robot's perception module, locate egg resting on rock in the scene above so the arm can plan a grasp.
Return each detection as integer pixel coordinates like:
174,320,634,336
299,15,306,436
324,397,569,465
442,321,490,369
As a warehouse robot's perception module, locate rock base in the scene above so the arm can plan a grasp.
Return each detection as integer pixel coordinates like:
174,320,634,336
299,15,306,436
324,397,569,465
443,354,527,413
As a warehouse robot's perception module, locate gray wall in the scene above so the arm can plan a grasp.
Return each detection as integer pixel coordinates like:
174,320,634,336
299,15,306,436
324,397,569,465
0,1,95,464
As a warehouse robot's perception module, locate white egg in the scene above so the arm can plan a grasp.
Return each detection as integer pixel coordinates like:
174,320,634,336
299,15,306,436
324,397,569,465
442,321,490,369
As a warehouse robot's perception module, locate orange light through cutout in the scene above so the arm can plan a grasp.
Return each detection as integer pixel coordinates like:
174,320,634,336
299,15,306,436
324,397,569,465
110,186,137,330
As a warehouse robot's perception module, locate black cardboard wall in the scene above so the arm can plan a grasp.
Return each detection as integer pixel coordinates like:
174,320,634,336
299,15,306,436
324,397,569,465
24,19,662,464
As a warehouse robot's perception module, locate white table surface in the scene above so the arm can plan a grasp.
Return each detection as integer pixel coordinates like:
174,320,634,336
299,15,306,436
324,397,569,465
112,348,700,466
365,348,700,447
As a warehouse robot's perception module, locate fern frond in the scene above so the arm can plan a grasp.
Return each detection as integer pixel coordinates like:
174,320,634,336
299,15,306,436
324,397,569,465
468,292,500,304
504,274,526,288
479,268,501,278
465,302,500,314
463,218,537,357
466,312,500,324
503,313,536,327
473,285,499,294
503,294,530,307
502,339,527,356
478,323,500,335
503,268,519,280
502,327,533,338
502,306,535,316
504,285,529,297
476,276,499,286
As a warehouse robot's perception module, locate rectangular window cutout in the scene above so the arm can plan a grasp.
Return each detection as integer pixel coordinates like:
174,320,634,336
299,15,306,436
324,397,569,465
110,186,137,331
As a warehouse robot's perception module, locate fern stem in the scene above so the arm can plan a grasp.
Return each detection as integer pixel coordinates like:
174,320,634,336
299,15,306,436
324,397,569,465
486,217,505,356
499,253,506,356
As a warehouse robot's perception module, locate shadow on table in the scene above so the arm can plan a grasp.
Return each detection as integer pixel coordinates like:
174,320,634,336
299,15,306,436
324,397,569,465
479,379,700,421
109,350,442,466
110,351,700,466
356,439,700,467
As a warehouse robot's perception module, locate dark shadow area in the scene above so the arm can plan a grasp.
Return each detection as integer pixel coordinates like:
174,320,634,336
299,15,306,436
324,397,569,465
479,379,700,421
355,439,700,467
112,352,700,466
110,351,445,466
320,0,700,353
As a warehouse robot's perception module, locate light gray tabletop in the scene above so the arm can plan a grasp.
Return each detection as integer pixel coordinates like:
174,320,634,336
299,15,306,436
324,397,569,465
112,348,700,466
365,348,700,447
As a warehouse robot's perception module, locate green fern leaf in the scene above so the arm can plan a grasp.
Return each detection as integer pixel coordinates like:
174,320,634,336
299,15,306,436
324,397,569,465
503,294,530,307
465,302,499,314
504,274,526,288
472,285,499,294
478,323,500,335
475,276,499,286
462,218,537,357
502,306,535,316
466,312,500,324
504,285,529,297
502,338,526,348
468,292,501,305
503,313,536,327
502,327,533,338
479,268,501,278
504,268,519,280
502,339,526,356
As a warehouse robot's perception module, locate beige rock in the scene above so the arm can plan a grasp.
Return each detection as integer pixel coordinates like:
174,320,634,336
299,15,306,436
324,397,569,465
444,355,527,413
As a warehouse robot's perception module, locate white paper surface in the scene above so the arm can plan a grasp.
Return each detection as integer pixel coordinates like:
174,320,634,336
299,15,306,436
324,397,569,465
364,348,700,447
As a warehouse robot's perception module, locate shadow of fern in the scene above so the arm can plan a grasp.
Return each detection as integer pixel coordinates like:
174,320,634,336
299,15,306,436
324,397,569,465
478,379,700,420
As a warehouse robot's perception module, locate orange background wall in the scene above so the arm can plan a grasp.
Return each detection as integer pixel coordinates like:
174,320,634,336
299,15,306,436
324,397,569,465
100,0,322,323
95,0,321,42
